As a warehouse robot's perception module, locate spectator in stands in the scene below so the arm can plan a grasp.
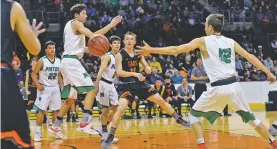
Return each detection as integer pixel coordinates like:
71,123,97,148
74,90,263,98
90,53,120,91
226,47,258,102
13,62,24,88
12,51,21,68
176,78,194,116
149,57,162,74
256,45,264,58
148,78,168,118
146,70,163,84
191,58,208,101
264,56,273,70
250,67,267,81
272,60,277,73
235,53,243,72
164,76,177,117
271,36,277,60
165,63,178,78
171,71,183,84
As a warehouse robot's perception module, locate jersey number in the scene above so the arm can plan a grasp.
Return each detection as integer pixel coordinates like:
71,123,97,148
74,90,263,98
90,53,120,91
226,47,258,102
130,68,136,72
48,73,57,80
219,48,231,64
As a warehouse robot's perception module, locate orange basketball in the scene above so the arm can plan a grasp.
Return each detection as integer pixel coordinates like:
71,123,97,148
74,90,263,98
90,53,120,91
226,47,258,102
87,34,110,56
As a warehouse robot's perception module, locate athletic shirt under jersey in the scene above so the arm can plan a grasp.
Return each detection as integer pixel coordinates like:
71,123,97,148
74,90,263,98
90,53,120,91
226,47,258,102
63,20,86,59
1,0,16,67
28,69,36,87
202,35,237,83
119,49,141,83
39,56,61,86
102,52,116,82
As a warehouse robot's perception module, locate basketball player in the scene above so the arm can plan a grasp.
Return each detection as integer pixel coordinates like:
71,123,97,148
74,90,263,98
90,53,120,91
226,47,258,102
1,0,45,148
25,58,38,117
32,41,62,142
48,4,122,139
101,32,190,148
94,36,121,142
269,114,277,136
136,14,277,149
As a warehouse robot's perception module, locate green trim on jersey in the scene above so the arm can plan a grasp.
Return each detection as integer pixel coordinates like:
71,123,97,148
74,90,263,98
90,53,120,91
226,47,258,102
63,55,79,60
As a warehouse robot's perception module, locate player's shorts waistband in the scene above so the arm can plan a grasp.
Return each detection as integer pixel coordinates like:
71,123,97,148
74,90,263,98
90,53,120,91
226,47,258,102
62,55,79,60
211,76,237,87
101,77,113,84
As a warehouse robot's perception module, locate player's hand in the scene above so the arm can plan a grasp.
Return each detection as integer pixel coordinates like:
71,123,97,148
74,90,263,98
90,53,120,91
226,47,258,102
136,41,153,56
134,73,145,81
145,66,152,74
29,19,46,37
267,73,276,84
167,97,173,101
26,90,31,95
37,84,45,91
109,16,123,28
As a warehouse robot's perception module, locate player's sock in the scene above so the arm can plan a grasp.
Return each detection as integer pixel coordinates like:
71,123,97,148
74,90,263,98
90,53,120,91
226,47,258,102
172,112,180,120
110,127,117,135
36,126,42,132
81,108,92,123
53,115,63,128
102,125,108,133
269,136,276,143
197,138,205,144
272,121,277,129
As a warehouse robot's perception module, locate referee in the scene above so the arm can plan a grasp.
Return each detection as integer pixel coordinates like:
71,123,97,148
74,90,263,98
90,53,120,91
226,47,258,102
191,58,208,101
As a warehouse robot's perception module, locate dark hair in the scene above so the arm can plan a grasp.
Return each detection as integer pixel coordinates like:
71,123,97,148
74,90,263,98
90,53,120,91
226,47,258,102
165,75,171,80
45,41,56,49
70,4,87,18
109,35,121,44
206,14,224,32
124,31,137,39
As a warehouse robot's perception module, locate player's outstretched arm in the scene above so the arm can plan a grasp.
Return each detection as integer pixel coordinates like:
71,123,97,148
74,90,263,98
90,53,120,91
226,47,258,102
95,55,110,90
32,59,44,91
74,16,122,39
136,38,202,55
11,2,45,56
235,41,276,83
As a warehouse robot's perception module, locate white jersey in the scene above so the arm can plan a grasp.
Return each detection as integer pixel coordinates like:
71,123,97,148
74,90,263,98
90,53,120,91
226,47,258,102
63,20,86,59
102,52,116,82
39,56,61,86
202,35,237,83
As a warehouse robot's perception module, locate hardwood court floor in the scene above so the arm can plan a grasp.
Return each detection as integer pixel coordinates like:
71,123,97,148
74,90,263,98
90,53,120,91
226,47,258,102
30,111,277,149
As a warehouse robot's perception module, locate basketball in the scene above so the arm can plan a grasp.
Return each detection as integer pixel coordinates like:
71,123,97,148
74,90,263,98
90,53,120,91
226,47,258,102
87,34,110,56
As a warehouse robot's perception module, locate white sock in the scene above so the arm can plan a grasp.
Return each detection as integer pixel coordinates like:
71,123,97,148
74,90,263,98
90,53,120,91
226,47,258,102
36,126,41,132
273,121,277,126
197,138,205,144
269,136,275,143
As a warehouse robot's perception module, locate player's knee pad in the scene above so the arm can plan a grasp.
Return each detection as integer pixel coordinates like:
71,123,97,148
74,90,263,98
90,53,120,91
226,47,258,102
188,112,200,124
248,119,261,128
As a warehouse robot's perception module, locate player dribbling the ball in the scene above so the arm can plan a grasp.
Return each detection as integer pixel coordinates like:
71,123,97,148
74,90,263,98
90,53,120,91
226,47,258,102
48,4,122,139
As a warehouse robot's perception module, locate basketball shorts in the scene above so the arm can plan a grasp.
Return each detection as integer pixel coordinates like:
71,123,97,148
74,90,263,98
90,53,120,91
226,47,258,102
34,85,61,111
26,87,37,111
96,79,118,107
1,66,33,149
60,56,95,99
190,81,255,124
117,82,157,102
